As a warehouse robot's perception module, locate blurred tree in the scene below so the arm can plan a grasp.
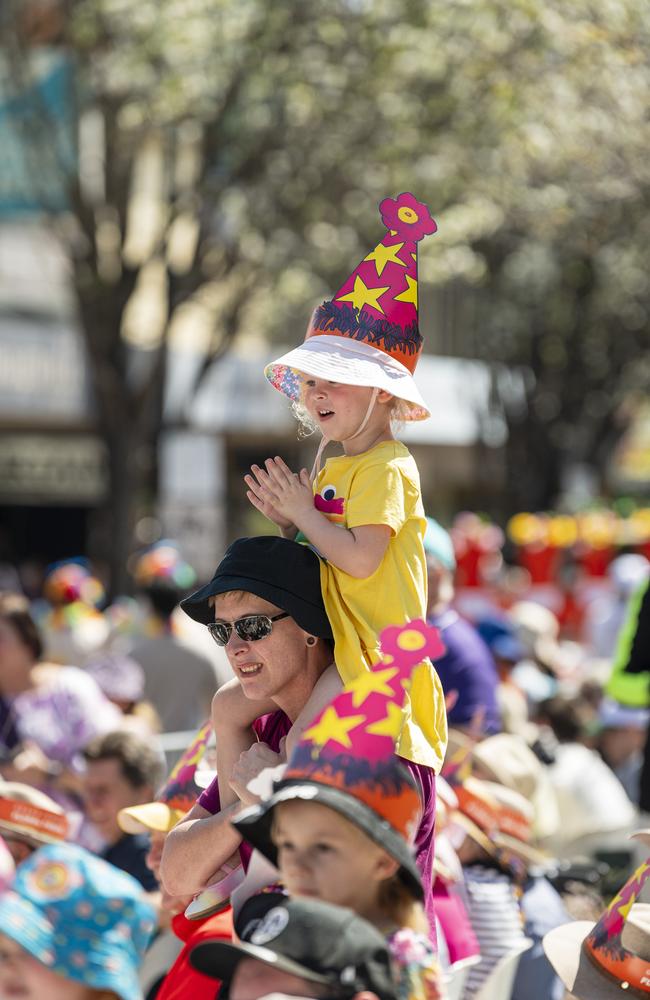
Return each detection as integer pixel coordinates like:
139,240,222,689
1,0,649,590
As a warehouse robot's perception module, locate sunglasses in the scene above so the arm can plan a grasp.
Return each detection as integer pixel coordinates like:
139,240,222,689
207,612,290,646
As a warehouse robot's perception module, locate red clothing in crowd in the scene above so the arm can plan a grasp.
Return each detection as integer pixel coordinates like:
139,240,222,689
155,908,232,1000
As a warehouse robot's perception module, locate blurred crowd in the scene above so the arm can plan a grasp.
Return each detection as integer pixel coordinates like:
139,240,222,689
0,525,649,1000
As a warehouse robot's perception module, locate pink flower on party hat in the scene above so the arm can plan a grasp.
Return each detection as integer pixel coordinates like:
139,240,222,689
379,193,438,242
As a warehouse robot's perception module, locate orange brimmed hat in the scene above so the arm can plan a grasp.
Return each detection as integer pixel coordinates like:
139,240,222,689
0,783,69,847
265,194,437,421
234,620,445,898
119,720,211,835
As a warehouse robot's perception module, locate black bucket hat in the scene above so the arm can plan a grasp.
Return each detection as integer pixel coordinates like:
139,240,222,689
180,536,332,640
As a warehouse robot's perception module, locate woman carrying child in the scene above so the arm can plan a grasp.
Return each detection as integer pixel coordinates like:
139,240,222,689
216,193,447,825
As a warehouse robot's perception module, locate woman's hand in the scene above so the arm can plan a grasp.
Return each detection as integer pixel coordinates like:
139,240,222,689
245,461,297,531
230,742,286,806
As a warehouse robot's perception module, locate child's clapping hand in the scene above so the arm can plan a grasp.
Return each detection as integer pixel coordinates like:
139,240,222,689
245,457,313,528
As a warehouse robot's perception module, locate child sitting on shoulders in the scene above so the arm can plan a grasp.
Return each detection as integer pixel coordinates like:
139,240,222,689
215,193,447,814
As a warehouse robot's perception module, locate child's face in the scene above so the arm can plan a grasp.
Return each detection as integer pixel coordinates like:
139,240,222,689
302,378,390,444
272,798,398,917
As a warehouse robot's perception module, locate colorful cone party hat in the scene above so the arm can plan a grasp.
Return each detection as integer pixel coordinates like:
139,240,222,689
119,720,212,834
234,620,445,897
544,831,650,998
265,193,437,421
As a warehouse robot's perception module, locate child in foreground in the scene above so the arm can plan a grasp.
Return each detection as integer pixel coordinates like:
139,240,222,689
233,623,447,1000
215,194,447,816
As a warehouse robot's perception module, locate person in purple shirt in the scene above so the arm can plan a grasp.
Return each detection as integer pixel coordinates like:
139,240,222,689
424,518,502,736
160,536,438,937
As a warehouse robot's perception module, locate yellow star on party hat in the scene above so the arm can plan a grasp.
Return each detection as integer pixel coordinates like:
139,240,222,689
265,193,438,421
234,620,445,898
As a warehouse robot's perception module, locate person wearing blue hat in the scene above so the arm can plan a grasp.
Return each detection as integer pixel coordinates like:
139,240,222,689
0,842,156,1000
424,517,502,735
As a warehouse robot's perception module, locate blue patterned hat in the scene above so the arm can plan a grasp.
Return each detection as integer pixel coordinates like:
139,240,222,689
0,843,156,1000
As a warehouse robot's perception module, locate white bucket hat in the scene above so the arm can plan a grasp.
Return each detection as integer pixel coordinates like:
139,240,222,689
265,335,429,421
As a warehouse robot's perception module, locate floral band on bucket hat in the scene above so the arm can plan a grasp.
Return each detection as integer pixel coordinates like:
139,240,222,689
264,192,437,421
0,842,156,1000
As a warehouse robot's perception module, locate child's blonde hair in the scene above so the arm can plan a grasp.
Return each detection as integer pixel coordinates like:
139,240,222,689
378,874,429,934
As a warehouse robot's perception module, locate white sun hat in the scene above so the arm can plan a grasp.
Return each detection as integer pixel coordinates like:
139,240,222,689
265,334,429,420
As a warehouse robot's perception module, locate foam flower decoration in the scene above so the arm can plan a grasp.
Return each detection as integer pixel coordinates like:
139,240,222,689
133,541,197,590
380,618,446,670
44,560,105,607
379,193,437,242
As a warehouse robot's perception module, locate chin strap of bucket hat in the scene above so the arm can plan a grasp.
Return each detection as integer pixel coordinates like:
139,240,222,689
309,388,380,484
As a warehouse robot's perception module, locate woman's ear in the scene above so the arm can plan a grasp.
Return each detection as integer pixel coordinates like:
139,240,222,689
376,389,393,405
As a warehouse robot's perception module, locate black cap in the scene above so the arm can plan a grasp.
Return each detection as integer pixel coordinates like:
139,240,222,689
181,536,332,640
190,894,398,1000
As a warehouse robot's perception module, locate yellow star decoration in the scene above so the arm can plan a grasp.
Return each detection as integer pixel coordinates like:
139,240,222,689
337,274,390,315
303,706,366,749
345,666,399,709
394,274,418,307
365,701,404,739
364,242,406,277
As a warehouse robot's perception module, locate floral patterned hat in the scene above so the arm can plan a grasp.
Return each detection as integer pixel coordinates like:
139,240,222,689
0,842,156,1000
265,193,437,421
234,620,445,898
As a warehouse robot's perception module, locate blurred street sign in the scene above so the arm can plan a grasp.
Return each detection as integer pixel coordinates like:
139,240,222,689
0,433,107,503
0,315,91,421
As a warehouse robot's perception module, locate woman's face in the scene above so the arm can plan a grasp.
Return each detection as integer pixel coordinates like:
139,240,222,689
0,933,96,999
211,593,314,707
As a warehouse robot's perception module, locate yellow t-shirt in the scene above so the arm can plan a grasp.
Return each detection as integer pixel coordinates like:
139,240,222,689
314,441,447,772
